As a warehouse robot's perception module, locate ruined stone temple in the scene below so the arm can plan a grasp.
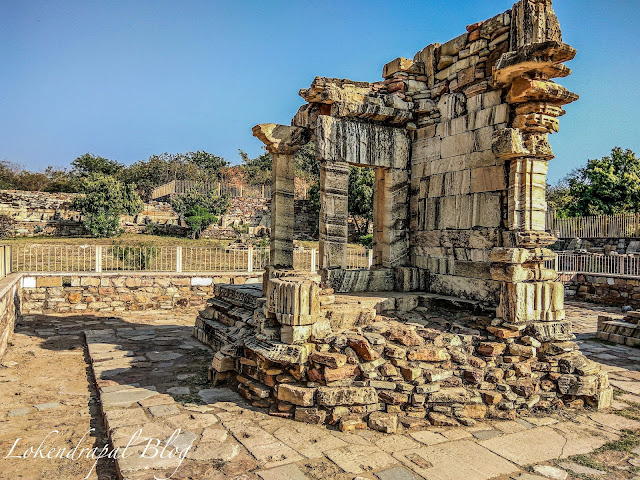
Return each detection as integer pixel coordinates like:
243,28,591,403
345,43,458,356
194,0,613,432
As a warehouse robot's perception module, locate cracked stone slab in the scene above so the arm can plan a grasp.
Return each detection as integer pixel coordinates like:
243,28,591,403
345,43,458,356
394,440,520,480
272,422,347,459
324,444,396,474
409,430,448,445
101,388,159,408
375,466,423,480
257,464,310,480
146,351,183,361
223,418,303,468
479,426,571,466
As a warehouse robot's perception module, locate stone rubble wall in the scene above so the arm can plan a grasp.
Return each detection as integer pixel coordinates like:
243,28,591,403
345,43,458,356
0,190,317,240
199,283,611,433
0,274,20,361
561,272,640,309
552,237,640,255
19,272,262,314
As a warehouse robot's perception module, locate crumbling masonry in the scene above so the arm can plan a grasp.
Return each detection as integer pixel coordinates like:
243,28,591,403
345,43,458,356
194,0,613,433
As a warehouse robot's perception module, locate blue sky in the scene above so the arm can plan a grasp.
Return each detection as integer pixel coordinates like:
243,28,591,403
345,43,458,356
1,0,638,183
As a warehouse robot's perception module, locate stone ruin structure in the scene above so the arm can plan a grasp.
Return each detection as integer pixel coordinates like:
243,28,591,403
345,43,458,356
194,0,613,433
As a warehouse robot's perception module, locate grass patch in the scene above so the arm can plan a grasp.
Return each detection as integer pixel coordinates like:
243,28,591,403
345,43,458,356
567,454,611,472
614,402,640,421
174,393,204,405
594,429,640,454
613,388,625,399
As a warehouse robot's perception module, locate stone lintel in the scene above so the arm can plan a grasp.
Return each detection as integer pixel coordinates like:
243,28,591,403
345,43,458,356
252,123,311,154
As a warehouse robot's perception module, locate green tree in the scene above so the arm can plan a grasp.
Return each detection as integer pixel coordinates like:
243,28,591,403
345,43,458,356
294,143,319,181
120,151,228,201
170,188,230,238
186,151,229,177
72,175,143,237
545,180,572,218
306,165,374,245
565,147,640,216
71,153,124,177
348,166,375,239
239,149,272,185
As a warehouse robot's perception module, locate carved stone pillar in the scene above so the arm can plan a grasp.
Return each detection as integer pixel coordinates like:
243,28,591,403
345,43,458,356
318,159,349,270
491,7,578,329
270,153,295,268
252,124,311,269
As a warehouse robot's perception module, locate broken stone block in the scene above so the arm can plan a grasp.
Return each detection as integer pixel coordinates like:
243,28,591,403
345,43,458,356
309,351,347,368
477,342,507,357
407,347,450,362
368,411,398,433
316,387,378,406
276,384,316,406
294,407,327,424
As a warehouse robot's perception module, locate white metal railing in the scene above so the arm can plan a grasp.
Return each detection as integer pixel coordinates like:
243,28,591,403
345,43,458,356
9,244,374,274
545,251,640,277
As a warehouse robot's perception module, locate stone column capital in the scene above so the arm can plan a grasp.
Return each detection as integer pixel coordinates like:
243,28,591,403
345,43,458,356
252,124,311,155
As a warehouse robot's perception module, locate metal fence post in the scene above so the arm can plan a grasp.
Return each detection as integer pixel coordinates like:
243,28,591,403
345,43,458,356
368,249,373,269
311,248,317,273
247,246,254,273
95,246,103,273
176,246,183,273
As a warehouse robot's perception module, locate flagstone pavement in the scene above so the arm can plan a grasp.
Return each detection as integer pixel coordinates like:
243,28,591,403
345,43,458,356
2,301,640,480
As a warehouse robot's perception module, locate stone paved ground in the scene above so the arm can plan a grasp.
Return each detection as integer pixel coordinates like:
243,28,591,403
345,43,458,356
3,302,640,480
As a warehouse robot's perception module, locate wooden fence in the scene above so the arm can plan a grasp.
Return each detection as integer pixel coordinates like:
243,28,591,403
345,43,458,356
547,211,640,238
151,180,272,201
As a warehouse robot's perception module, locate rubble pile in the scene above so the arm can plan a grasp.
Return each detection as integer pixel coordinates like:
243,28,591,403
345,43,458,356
196,283,611,433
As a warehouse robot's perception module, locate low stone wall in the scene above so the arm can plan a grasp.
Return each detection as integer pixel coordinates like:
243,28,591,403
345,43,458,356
561,272,640,308
19,272,262,314
552,237,640,254
0,274,20,360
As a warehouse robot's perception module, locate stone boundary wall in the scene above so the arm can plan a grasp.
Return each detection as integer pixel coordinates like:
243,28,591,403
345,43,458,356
0,190,318,240
19,272,262,314
561,272,640,309
0,274,21,360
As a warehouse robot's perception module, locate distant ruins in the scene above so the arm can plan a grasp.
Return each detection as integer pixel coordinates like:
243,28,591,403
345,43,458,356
194,0,612,432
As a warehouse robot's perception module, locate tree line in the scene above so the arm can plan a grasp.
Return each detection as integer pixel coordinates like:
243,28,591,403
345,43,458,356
547,147,640,218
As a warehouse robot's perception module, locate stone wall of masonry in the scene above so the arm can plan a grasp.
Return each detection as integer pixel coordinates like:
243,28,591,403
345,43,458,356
19,273,262,314
0,274,19,361
561,273,640,310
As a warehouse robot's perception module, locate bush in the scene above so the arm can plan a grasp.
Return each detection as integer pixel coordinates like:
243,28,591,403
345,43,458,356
112,243,158,270
170,188,229,238
358,233,373,248
72,175,143,238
